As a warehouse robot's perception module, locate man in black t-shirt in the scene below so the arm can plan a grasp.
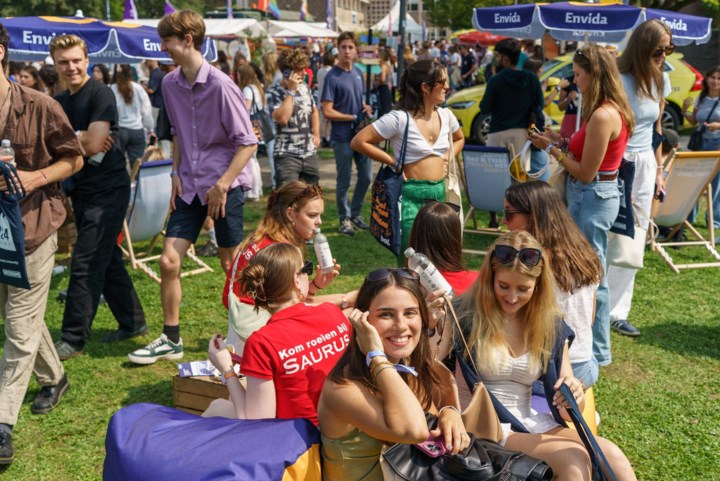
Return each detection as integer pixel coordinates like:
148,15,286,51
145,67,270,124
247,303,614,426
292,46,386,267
460,45,477,89
50,34,146,361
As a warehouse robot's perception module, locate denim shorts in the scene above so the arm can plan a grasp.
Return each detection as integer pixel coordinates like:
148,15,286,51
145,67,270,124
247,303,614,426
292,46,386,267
166,187,245,248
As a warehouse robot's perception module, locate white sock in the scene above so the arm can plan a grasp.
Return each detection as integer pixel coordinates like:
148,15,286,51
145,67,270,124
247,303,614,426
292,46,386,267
207,228,218,247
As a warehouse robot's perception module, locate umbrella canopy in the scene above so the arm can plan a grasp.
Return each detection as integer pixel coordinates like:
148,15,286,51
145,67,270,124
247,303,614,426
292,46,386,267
472,2,712,46
454,30,508,47
2,16,217,62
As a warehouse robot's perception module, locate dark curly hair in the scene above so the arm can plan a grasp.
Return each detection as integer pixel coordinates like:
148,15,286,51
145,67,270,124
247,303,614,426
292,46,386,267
0,23,8,71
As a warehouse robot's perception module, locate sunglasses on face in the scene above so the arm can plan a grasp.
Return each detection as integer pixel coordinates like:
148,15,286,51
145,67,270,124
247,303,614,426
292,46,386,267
492,245,542,268
652,44,675,58
423,198,461,213
366,268,419,283
503,209,524,222
298,260,314,276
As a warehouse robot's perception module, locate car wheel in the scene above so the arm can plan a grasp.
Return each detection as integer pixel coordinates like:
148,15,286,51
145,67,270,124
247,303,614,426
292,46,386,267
662,104,680,132
471,114,491,145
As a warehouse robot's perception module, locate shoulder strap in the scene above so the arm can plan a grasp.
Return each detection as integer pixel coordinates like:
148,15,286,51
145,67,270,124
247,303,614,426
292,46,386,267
704,98,720,124
397,111,411,172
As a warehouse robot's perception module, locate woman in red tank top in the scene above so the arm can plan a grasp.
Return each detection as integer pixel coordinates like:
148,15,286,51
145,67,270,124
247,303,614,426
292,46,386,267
529,44,635,372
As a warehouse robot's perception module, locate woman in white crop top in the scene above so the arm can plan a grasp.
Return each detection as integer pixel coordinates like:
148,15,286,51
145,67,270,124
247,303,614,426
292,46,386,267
351,59,464,259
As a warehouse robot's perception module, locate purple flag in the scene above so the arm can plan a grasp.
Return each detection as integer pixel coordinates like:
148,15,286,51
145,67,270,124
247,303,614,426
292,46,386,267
164,0,176,16
227,0,233,19
123,0,138,20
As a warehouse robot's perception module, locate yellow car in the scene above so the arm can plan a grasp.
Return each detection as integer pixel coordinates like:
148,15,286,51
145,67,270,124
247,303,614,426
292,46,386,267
448,53,703,144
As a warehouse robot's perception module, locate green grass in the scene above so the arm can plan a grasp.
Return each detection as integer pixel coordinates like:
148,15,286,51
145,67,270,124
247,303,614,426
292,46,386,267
1,188,719,480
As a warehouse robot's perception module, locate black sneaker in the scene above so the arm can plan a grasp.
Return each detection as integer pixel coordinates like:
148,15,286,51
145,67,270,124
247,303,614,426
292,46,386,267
351,215,370,230
611,319,641,337
31,374,70,414
0,430,12,465
54,340,84,361
339,218,355,236
101,324,149,343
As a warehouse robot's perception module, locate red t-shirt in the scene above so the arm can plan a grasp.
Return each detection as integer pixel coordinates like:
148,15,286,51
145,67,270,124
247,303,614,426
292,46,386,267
241,302,351,426
441,270,478,296
568,107,629,172
222,237,276,309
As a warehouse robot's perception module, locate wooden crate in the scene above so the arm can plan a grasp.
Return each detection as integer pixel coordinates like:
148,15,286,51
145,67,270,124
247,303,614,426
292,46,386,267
173,375,230,415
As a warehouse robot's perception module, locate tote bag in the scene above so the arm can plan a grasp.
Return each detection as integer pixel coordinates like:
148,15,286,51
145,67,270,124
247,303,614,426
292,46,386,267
0,162,30,289
445,121,464,227
370,112,410,256
250,87,275,143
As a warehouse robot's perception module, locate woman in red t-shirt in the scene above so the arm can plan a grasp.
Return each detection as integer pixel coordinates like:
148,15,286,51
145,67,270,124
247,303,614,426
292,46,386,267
223,181,353,353
529,44,635,369
207,243,351,425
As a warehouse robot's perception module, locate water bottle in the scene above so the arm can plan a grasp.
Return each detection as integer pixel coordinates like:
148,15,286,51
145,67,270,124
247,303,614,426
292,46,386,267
404,247,454,298
1,139,15,165
313,228,334,274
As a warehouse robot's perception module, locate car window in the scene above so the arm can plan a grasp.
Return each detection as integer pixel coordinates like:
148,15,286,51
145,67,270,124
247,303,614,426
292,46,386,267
663,61,674,73
541,59,564,74
543,62,574,82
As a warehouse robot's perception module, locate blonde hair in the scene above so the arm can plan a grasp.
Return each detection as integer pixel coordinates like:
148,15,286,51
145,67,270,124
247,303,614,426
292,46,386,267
573,44,635,135
157,10,205,50
617,19,671,102
49,34,88,61
262,51,279,88
458,231,560,376
240,243,303,312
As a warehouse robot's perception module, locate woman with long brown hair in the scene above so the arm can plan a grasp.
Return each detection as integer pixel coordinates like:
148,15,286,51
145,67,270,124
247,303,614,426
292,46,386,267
18,65,44,91
236,63,265,200
110,64,154,165
530,43,634,370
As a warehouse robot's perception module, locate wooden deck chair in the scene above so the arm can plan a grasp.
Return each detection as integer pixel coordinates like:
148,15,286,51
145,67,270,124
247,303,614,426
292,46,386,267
461,145,513,256
120,158,213,283
649,151,720,273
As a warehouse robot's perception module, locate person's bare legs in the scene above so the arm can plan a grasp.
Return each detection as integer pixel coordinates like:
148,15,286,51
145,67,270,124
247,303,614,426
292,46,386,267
160,237,192,326
202,398,238,419
505,431,591,481
551,427,638,481
218,245,241,275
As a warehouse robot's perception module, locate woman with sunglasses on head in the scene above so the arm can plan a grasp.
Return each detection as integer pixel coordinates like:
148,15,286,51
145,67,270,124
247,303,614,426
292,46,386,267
351,59,464,258
222,181,350,354
529,43,634,370
453,231,637,480
503,182,603,389
603,20,674,342
318,268,470,481
206,243,351,424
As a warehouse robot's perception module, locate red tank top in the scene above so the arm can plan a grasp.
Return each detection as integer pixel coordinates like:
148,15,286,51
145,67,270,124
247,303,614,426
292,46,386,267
568,104,629,172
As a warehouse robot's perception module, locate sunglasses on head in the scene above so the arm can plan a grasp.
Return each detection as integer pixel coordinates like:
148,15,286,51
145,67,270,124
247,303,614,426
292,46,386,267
652,44,675,58
423,198,461,214
298,260,314,276
366,268,419,283
289,184,323,206
493,245,542,268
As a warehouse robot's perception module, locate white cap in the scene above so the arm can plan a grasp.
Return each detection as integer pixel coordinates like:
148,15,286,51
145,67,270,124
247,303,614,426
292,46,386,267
404,247,415,257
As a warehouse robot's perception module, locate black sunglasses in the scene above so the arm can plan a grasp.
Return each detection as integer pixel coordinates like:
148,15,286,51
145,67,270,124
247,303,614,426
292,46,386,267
652,44,675,58
503,209,524,222
493,245,542,268
299,260,314,276
366,268,419,283
423,198,461,214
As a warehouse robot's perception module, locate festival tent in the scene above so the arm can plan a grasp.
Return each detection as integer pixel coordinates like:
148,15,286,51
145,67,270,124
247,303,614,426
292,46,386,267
266,20,338,38
472,2,712,46
127,18,271,42
2,15,217,62
371,1,423,39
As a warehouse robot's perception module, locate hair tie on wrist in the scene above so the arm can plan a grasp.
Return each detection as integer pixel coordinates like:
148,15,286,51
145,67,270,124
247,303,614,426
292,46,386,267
312,279,323,290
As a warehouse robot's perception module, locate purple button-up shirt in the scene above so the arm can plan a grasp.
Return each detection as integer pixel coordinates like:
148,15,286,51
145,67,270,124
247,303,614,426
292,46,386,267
163,60,258,205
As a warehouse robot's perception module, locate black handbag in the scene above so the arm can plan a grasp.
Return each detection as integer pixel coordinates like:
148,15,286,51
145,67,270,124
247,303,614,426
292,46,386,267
559,384,619,481
687,98,719,151
369,112,409,256
250,88,275,143
381,414,553,481
0,161,30,289
610,158,636,239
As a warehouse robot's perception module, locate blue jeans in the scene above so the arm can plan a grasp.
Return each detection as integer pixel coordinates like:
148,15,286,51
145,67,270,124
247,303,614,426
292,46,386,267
332,141,373,220
688,137,720,227
566,176,621,366
572,358,599,389
530,149,550,182
265,139,277,190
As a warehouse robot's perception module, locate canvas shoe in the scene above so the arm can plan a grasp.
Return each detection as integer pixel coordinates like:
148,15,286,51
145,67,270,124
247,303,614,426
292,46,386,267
128,334,183,365
339,218,355,236
351,215,370,230
610,319,641,337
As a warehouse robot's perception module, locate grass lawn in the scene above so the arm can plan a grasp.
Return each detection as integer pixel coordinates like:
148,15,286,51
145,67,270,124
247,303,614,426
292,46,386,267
0,185,718,480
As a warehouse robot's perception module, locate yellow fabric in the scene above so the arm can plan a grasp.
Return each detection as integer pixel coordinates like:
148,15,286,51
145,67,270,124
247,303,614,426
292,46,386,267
567,386,598,435
321,428,384,481
281,444,322,481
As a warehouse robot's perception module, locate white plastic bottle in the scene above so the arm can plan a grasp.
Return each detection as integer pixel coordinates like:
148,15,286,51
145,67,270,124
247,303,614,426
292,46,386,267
313,228,334,274
1,139,15,165
404,247,454,297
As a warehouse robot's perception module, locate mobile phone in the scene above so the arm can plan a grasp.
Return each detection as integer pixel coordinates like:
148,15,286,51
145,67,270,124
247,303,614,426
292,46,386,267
656,186,666,202
283,69,292,80
416,434,448,458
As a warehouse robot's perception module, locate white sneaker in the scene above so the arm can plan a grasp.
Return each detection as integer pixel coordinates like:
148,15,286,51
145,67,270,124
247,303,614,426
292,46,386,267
128,334,184,365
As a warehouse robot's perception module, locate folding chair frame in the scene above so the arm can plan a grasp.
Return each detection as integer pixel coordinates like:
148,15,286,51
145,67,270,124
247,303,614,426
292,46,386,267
649,151,720,273
120,159,213,283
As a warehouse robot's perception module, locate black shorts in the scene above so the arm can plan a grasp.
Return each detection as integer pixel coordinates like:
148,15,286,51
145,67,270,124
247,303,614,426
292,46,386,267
166,187,245,248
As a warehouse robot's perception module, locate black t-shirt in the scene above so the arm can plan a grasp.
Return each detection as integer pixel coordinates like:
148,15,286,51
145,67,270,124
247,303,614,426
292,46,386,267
148,67,164,108
562,75,579,115
461,53,476,76
55,78,129,194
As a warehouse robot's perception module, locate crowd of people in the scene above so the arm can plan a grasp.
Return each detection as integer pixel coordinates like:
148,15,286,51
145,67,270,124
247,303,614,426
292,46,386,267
0,8,718,480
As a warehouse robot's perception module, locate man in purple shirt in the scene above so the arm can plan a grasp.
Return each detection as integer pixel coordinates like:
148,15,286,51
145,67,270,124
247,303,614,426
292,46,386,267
129,10,258,365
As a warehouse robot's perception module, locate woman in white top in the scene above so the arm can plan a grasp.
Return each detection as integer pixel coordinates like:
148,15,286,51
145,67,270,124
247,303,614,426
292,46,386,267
351,59,464,258
608,19,674,340
111,64,154,166
503,181,603,388
236,64,265,200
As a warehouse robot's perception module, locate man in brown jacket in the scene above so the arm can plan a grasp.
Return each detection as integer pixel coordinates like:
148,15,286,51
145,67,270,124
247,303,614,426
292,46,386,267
0,23,84,465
